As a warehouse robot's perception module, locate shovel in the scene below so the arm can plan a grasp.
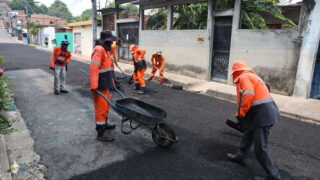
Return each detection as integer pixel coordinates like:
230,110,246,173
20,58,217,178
153,66,183,90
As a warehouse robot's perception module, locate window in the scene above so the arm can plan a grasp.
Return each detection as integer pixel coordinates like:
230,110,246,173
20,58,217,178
144,7,168,30
50,21,54,24
172,2,208,30
103,14,115,31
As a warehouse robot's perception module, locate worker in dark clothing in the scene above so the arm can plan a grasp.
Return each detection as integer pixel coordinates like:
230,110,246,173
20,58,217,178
227,61,281,180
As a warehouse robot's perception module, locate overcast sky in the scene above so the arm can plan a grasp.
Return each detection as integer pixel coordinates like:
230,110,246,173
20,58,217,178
37,0,109,16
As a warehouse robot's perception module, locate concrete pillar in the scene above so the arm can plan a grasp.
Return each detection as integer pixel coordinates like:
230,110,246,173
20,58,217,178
167,5,172,31
293,1,320,98
207,0,214,80
227,0,241,84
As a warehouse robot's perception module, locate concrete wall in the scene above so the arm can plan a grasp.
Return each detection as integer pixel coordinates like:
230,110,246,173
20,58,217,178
228,29,301,95
139,30,210,79
72,25,102,57
42,27,55,49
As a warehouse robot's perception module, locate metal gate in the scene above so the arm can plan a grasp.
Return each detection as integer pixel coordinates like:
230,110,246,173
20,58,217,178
117,22,139,62
310,45,320,99
211,16,233,82
74,33,81,54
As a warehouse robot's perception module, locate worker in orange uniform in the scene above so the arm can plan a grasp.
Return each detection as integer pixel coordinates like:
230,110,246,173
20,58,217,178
90,30,117,142
110,39,122,89
148,51,165,83
227,61,281,180
49,39,72,95
129,44,147,94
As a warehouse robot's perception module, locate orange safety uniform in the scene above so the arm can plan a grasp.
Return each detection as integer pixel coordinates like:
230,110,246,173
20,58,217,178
90,45,114,125
50,46,71,68
130,45,147,87
232,61,280,130
149,52,165,82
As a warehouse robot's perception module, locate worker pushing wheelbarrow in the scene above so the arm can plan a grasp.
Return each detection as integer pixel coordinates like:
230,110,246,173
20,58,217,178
80,69,177,148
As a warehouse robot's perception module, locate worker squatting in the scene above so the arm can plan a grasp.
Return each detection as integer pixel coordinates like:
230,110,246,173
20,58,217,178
49,31,281,180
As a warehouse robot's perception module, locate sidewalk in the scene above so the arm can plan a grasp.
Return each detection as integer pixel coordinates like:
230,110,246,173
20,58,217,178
29,45,320,123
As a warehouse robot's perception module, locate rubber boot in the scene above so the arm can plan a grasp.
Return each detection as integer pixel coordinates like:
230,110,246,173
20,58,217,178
133,83,140,90
60,89,69,93
96,125,114,142
137,87,146,94
54,90,59,95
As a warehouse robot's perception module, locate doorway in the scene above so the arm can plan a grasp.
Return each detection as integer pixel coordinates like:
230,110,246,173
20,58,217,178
211,16,233,83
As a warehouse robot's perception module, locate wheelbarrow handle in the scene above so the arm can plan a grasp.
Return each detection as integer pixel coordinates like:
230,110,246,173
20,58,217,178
79,69,126,98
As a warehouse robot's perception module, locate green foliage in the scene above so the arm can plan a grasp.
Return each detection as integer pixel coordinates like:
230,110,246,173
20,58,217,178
241,0,297,29
8,0,48,14
145,8,167,30
26,21,39,35
48,0,73,22
173,2,208,30
0,57,16,135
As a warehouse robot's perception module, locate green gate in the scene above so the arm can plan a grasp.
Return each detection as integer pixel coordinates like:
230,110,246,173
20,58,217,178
55,32,74,53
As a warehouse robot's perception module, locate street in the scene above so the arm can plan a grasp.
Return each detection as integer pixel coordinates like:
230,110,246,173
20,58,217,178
1,30,320,180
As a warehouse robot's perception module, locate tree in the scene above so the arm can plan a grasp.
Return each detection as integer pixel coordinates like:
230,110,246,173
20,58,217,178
8,0,48,14
216,0,297,29
146,8,167,30
26,21,39,35
47,0,73,22
79,9,92,21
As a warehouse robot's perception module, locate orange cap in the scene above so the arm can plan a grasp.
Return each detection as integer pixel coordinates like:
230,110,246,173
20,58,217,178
129,44,137,53
230,60,251,75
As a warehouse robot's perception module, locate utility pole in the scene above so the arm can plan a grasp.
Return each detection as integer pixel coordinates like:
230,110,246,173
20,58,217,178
24,0,30,44
91,0,97,48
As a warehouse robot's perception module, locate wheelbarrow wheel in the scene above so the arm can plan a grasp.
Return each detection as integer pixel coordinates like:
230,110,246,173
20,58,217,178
152,123,177,148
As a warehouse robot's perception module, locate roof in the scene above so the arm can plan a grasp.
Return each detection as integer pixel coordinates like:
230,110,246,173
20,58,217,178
68,20,92,27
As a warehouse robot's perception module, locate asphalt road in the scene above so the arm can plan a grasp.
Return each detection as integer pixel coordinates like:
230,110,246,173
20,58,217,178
1,29,320,180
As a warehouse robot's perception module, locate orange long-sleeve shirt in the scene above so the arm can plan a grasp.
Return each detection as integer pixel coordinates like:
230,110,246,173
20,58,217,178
133,48,146,61
151,53,165,70
50,46,72,68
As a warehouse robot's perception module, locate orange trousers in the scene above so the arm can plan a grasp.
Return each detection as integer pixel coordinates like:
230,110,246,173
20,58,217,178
92,89,110,125
133,68,146,87
149,66,164,82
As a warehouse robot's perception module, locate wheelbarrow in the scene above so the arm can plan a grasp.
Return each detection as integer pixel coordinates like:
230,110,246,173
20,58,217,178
80,70,178,147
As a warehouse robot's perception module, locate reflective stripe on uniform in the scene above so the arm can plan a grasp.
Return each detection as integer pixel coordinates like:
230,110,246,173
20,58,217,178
91,60,101,66
99,68,112,73
253,97,274,106
243,89,255,95
96,121,106,125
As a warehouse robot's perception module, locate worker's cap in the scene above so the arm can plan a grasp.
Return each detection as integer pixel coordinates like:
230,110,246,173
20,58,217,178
157,51,162,55
130,44,138,53
61,39,70,46
100,30,118,43
230,60,251,75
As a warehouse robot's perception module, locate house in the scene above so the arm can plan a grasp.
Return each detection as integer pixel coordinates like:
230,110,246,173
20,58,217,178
99,0,320,99
68,20,102,57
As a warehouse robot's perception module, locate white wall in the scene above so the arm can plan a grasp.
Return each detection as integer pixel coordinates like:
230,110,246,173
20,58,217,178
43,27,55,49
139,30,210,79
229,29,301,95
73,26,102,57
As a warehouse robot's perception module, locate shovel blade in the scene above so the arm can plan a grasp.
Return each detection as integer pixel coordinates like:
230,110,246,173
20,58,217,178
226,119,244,133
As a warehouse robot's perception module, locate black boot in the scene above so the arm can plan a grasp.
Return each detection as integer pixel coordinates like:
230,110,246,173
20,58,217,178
133,83,140,90
60,89,69,93
96,125,114,142
227,153,247,166
54,90,59,95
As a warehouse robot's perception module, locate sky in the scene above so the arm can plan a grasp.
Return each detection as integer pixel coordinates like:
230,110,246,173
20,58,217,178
37,0,109,16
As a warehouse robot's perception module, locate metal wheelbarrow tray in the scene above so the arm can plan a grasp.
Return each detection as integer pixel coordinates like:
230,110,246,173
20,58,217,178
80,69,177,147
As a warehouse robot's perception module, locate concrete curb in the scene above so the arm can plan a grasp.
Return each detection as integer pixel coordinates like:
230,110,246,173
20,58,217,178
0,135,12,180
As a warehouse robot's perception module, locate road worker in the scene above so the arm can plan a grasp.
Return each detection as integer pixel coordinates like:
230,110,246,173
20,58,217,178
49,39,72,95
90,30,117,142
110,39,122,89
129,44,147,94
148,51,165,83
227,60,281,180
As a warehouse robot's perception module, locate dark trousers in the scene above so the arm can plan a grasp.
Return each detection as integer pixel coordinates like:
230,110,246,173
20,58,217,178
238,126,280,179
